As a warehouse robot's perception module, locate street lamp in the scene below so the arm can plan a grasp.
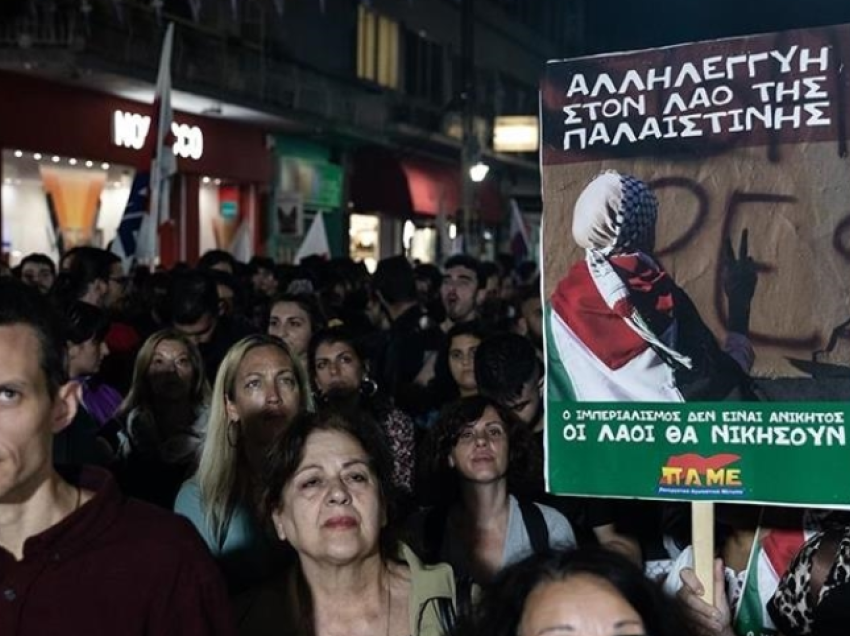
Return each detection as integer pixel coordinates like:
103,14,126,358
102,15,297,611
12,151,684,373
469,161,489,183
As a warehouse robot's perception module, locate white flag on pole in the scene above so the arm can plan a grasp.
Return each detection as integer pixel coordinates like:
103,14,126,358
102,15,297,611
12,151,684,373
509,198,530,261
229,219,253,264
136,22,176,265
295,212,330,263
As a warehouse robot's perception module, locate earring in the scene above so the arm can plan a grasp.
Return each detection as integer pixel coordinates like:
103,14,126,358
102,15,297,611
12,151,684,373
360,375,378,397
226,420,241,448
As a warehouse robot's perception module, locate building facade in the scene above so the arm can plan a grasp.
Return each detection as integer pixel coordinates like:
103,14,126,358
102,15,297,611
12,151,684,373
0,0,583,265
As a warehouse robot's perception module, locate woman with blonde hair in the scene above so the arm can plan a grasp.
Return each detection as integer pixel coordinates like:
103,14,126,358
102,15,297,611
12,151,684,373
114,328,210,508
175,334,314,594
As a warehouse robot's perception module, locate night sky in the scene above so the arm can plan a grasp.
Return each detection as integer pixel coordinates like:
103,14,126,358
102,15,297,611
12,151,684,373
584,0,850,54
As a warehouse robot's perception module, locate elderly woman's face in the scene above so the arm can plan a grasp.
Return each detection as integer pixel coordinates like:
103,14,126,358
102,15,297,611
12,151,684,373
272,429,384,565
226,345,301,451
314,341,364,396
518,574,647,636
147,339,195,401
449,406,509,483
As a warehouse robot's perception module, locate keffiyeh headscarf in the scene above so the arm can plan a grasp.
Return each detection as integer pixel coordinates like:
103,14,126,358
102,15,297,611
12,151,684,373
572,171,692,369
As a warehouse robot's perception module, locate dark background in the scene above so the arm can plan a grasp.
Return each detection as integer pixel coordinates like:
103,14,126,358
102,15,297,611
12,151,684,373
585,0,850,54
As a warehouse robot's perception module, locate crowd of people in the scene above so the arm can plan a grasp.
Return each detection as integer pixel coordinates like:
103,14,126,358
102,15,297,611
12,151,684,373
0,230,847,635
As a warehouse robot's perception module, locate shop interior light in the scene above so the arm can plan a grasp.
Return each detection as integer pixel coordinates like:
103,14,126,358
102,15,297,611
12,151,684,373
33,153,42,161
101,162,110,170
85,160,93,168
51,156,60,163
14,150,23,158
69,158,78,166
202,176,211,184
403,220,415,250
449,223,457,240
214,178,221,185
469,161,489,183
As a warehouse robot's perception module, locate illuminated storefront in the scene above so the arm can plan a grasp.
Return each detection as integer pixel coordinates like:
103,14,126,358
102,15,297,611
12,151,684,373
0,71,271,265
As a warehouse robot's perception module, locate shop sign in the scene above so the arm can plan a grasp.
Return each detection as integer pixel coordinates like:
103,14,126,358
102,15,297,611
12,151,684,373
493,115,539,152
112,110,204,160
279,159,342,209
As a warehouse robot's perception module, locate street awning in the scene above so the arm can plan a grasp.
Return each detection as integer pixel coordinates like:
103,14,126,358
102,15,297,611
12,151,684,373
349,147,505,224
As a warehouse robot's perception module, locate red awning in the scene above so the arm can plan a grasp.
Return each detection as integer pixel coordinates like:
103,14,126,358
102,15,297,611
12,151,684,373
349,147,505,224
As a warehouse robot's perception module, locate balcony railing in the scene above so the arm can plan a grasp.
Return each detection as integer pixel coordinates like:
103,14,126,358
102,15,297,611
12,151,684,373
0,0,389,132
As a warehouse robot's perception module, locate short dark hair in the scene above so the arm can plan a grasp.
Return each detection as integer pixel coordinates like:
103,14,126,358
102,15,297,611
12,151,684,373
270,293,326,333
479,260,499,283
475,333,539,403
209,269,244,309
372,256,416,304
20,253,57,275
444,254,484,289
61,300,110,344
248,256,275,274
197,249,237,273
515,259,539,286
208,269,237,293
414,263,442,289
308,325,366,378
421,395,534,504
0,279,68,396
465,548,699,636
515,283,541,307
168,270,219,325
261,408,398,554
52,247,116,304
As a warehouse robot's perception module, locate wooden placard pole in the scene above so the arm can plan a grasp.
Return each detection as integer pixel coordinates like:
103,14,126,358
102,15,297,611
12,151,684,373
692,501,715,605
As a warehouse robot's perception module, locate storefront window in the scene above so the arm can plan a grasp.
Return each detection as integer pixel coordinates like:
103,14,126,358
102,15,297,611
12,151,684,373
349,213,380,272
1,149,132,263
407,222,437,264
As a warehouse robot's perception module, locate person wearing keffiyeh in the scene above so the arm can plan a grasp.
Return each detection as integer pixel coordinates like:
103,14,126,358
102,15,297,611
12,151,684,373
547,170,758,403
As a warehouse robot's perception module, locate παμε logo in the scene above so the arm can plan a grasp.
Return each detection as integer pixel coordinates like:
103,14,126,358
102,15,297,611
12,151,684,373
656,453,745,497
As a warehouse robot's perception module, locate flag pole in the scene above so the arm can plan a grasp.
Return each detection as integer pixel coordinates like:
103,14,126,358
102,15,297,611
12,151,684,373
137,22,176,268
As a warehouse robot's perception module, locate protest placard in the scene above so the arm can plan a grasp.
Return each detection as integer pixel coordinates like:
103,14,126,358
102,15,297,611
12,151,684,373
542,27,850,629
542,24,850,506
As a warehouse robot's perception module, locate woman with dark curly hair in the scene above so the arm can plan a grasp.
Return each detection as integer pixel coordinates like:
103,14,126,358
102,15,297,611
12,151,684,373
410,396,575,588
461,547,699,636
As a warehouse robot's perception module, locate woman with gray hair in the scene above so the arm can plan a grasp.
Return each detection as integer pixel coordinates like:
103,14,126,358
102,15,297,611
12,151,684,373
547,170,758,403
175,334,314,594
